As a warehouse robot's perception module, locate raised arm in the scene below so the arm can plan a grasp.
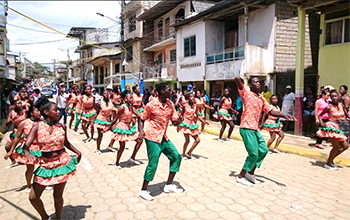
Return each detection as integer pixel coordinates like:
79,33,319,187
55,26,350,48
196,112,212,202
259,112,268,130
234,77,244,90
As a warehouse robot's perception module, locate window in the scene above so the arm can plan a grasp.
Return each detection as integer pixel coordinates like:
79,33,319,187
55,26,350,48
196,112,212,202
325,17,350,45
129,14,136,32
115,63,120,73
165,18,170,38
170,50,176,63
126,46,133,61
158,20,163,40
184,36,196,57
175,9,185,23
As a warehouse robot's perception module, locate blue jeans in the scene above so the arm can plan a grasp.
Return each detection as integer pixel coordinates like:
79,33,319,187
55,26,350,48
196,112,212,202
58,108,67,125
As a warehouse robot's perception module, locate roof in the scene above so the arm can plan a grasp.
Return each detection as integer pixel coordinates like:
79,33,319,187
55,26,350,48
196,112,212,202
87,53,122,64
77,41,121,50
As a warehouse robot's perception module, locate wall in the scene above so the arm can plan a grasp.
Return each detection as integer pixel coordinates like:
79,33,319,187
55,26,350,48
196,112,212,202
318,14,350,87
176,21,206,82
85,29,108,44
125,41,141,73
206,60,244,81
205,20,224,53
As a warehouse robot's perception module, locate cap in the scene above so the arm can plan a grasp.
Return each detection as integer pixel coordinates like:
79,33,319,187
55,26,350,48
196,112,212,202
324,85,335,91
187,84,193,90
286,85,292,89
92,88,96,91
106,83,113,90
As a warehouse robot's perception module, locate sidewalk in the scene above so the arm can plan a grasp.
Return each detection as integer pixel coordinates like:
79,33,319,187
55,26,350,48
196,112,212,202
204,120,350,167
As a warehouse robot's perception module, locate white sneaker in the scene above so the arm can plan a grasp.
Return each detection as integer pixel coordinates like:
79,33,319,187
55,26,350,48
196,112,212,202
128,158,141,165
225,138,234,141
272,148,281,154
114,164,122,169
182,155,188,160
108,147,117,152
217,138,225,142
95,150,102,154
236,176,253,186
164,184,184,193
24,188,31,193
139,190,154,201
331,163,339,169
245,173,261,184
45,186,53,190
5,162,19,169
74,131,80,136
324,164,338,170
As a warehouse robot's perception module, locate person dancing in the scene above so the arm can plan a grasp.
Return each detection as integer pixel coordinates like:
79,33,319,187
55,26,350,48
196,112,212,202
80,86,97,142
179,91,208,160
5,104,42,193
195,90,214,133
213,88,238,142
66,85,78,130
260,95,285,154
235,77,295,186
132,85,144,125
138,83,184,201
73,90,82,135
109,91,142,169
23,97,82,220
316,91,350,170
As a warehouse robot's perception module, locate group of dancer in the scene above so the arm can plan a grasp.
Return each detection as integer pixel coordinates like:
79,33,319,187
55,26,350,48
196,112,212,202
2,77,350,218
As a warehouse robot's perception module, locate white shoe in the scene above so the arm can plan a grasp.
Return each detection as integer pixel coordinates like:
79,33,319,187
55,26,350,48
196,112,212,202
24,188,31,193
225,138,234,141
163,184,184,193
271,148,281,154
324,164,338,170
5,162,19,169
188,155,196,160
331,163,339,169
217,138,225,142
128,158,140,165
108,147,117,152
45,186,53,190
139,190,154,201
95,150,102,154
114,164,122,169
245,173,261,184
236,176,253,186
74,131,80,136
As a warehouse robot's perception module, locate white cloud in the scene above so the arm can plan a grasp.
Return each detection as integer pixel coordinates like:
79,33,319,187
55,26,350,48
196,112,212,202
6,1,121,68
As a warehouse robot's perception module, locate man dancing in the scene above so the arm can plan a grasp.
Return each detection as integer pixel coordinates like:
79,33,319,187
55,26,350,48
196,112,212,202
235,77,295,186
138,83,184,201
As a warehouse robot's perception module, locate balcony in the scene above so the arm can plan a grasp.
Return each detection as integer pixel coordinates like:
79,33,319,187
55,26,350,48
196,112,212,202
206,46,244,64
143,27,176,52
142,63,176,81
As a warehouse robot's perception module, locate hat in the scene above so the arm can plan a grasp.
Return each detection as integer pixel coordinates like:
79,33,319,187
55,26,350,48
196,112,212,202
106,84,113,90
285,85,292,89
33,87,40,90
324,85,335,91
92,88,96,91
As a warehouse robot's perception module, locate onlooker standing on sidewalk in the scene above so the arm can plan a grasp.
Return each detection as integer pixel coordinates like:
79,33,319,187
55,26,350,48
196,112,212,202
280,85,295,131
315,90,330,149
262,85,272,104
303,87,316,136
339,85,350,113
56,89,69,125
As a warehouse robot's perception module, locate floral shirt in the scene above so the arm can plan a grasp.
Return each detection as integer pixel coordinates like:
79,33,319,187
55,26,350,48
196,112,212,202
141,98,178,143
36,121,65,152
239,87,273,130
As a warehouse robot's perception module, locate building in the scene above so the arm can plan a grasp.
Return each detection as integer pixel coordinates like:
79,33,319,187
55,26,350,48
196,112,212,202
0,0,12,87
137,0,219,89
6,51,20,80
173,1,319,97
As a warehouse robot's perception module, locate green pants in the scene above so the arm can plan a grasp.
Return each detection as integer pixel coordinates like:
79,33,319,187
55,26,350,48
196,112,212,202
74,113,82,128
144,138,182,181
240,128,268,172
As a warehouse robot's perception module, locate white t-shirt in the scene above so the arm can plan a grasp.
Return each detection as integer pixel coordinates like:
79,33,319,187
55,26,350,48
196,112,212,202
57,93,69,108
93,93,102,104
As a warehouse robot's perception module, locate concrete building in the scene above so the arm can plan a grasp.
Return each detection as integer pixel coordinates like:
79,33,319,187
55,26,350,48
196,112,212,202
0,0,11,86
6,52,20,80
173,1,319,96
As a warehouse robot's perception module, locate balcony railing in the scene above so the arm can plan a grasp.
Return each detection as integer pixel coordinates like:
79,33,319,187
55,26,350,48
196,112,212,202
142,63,176,80
143,27,175,49
206,46,244,64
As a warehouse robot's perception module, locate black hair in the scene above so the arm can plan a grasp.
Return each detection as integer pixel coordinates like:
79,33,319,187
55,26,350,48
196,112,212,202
132,85,139,92
184,90,193,100
248,76,259,84
264,85,268,89
340,85,348,91
26,104,38,118
224,87,232,92
35,97,54,118
270,94,278,102
156,83,168,95
121,90,131,99
203,90,206,94
321,90,329,96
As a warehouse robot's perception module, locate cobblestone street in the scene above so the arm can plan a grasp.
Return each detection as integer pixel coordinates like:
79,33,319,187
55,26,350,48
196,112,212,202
1,125,349,220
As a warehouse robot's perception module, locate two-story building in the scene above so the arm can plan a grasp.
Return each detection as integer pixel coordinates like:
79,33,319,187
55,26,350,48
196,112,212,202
0,0,11,86
173,0,319,97
6,51,20,80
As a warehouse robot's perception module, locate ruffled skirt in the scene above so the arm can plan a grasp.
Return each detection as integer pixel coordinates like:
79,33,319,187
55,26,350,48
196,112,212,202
81,109,97,122
12,144,41,165
94,115,111,133
113,104,121,114
316,122,347,142
213,109,233,121
263,119,283,133
178,120,200,136
197,111,204,119
111,122,139,142
34,151,77,186
66,105,76,114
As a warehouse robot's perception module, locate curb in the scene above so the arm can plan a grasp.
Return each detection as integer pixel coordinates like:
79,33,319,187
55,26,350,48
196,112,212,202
204,127,350,167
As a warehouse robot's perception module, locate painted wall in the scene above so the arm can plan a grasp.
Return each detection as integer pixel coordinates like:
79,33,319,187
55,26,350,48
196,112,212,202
318,14,350,87
176,21,206,82
125,41,141,73
205,20,224,54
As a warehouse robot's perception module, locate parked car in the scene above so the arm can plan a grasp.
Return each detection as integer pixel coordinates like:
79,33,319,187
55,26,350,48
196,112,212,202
41,87,53,98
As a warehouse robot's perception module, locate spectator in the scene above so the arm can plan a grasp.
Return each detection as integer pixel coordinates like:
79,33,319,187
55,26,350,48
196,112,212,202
280,85,295,131
339,85,350,113
235,95,243,125
314,90,330,149
203,90,209,104
32,87,41,103
92,88,102,110
56,89,69,125
303,87,316,136
262,85,272,104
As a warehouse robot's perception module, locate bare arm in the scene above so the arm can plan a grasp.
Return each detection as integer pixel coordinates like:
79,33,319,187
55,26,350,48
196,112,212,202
270,109,296,121
23,124,39,163
109,107,122,129
259,112,268,130
318,106,331,126
344,95,350,112
4,120,25,159
341,103,350,119
314,101,320,124
63,125,82,162
234,77,244,90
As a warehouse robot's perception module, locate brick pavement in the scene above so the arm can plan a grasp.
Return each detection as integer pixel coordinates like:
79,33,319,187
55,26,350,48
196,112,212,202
0,125,349,220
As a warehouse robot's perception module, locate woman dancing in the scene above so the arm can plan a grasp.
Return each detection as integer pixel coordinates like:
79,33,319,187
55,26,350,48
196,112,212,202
132,85,144,124
80,86,97,142
5,104,42,193
73,90,82,135
195,90,214,132
94,90,114,154
66,85,78,130
213,88,238,142
23,97,81,220
317,91,350,170
179,92,208,159
109,91,142,169
260,95,285,153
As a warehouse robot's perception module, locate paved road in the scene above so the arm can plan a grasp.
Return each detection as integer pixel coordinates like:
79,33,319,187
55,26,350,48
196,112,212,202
0,126,349,220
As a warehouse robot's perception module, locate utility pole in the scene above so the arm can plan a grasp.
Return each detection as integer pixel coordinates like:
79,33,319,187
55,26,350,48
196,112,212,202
51,59,56,77
66,49,70,90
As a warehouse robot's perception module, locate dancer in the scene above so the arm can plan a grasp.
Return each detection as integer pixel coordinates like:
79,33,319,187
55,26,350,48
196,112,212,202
315,90,330,149
235,77,295,186
4,99,27,168
80,86,97,142
316,91,350,170
213,88,238,142
109,91,143,169
94,90,114,153
195,90,214,132
66,85,78,130
132,85,144,125
179,92,208,159
5,104,42,193
107,86,123,151
23,97,81,220
138,83,184,201
73,90,82,135
260,95,285,153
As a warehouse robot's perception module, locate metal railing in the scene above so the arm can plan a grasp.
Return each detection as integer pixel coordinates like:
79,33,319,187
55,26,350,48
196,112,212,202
142,63,176,79
206,46,245,64
143,27,176,49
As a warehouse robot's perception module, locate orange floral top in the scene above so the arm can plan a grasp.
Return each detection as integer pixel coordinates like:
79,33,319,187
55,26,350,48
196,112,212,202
10,109,27,127
239,87,273,130
328,103,346,122
82,95,94,109
221,97,232,110
133,93,143,106
195,97,205,109
96,100,114,121
112,93,122,105
68,93,77,106
141,98,179,143
182,103,198,124
119,104,133,123
36,121,65,152
75,95,82,113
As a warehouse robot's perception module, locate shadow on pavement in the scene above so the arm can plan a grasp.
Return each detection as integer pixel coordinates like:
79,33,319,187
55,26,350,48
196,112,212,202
0,195,39,219
148,181,184,197
52,205,91,220
0,185,27,194
310,160,326,168
229,170,287,187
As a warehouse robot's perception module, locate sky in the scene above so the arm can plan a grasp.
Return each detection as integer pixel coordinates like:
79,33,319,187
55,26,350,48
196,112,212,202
6,1,122,70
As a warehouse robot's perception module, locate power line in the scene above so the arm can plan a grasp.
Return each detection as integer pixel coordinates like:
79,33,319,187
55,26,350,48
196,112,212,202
7,23,63,34
12,38,69,45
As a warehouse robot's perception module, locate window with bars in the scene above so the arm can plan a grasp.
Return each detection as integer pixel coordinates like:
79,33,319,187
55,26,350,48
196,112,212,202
184,36,196,57
129,14,136,32
325,17,350,45
170,50,176,63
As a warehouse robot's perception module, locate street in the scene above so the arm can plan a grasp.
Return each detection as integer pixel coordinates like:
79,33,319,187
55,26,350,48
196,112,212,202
0,125,349,220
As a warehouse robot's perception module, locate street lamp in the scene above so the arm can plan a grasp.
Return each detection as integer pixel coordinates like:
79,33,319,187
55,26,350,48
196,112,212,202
96,12,120,24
